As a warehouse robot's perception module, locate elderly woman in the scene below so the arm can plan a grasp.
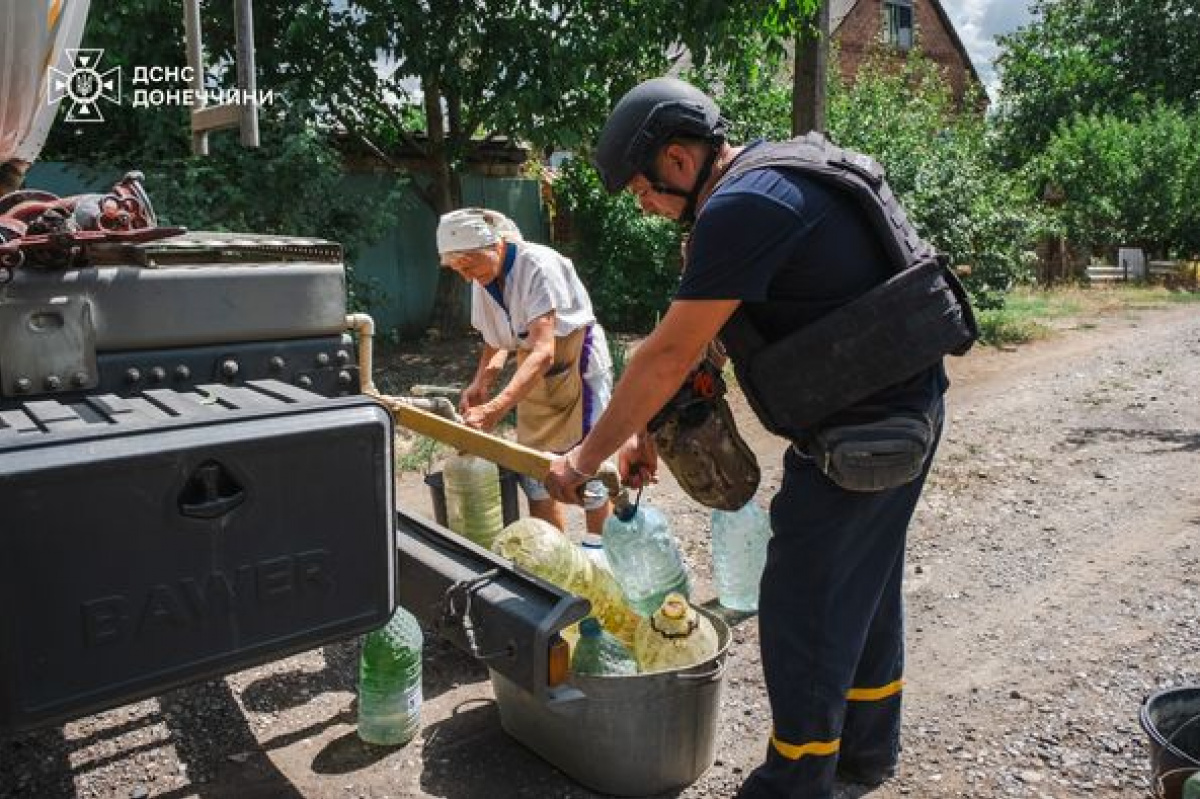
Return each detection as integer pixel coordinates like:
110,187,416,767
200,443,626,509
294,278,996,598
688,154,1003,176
436,207,613,534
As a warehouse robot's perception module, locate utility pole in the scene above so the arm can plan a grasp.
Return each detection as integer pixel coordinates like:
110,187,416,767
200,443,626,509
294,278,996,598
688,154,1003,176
792,0,830,135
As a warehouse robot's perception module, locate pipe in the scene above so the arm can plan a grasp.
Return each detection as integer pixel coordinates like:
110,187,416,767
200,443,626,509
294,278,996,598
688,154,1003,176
345,312,377,394
345,312,459,422
343,313,621,497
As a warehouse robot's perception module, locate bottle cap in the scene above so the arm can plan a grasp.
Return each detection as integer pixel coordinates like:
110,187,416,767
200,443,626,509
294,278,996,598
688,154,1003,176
659,593,689,620
579,617,602,637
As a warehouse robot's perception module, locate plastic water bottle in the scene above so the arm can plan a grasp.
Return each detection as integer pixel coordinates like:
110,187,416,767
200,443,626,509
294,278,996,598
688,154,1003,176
1185,771,1200,799
570,616,639,677
633,593,719,673
492,518,641,648
442,453,504,549
602,497,691,617
357,604,423,746
580,533,609,571
709,500,772,612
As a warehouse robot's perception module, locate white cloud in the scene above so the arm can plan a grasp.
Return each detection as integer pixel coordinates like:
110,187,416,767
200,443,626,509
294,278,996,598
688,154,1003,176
938,0,1035,100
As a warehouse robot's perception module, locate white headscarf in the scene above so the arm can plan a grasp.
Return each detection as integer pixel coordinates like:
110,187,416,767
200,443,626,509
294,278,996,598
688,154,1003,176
436,207,523,262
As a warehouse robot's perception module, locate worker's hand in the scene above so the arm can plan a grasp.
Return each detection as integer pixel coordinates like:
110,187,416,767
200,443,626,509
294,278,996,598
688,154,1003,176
618,432,658,489
461,401,505,433
459,381,490,415
545,450,590,506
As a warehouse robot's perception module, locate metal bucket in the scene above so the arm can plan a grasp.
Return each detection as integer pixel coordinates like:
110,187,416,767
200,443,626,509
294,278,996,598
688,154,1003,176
490,606,730,797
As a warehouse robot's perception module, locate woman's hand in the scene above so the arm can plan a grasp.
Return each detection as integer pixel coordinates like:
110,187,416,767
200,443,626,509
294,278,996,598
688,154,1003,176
461,400,506,432
459,380,491,416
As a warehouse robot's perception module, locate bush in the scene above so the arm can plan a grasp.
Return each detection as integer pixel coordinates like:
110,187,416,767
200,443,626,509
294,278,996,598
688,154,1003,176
552,156,682,332
1027,106,1200,259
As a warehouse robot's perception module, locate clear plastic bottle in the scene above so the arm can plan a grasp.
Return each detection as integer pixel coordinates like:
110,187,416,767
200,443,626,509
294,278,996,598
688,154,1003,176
710,500,772,612
492,518,641,648
602,499,691,617
633,593,719,673
570,616,639,677
442,453,504,549
357,604,423,746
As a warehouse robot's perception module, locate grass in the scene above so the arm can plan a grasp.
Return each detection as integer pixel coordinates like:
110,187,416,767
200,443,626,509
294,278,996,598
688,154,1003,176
395,434,445,474
977,284,1200,347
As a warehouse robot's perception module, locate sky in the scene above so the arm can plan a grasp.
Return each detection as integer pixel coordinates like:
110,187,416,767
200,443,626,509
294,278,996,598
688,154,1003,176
938,0,1037,99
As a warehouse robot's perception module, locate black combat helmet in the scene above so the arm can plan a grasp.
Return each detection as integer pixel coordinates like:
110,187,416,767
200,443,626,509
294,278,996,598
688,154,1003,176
594,77,727,194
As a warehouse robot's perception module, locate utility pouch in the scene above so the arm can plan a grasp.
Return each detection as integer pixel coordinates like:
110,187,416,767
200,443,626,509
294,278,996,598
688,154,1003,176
808,414,932,492
647,358,760,511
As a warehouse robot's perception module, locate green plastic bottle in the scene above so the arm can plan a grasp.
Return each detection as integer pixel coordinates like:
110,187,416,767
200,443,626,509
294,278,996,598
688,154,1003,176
570,616,638,677
357,604,423,746
1184,771,1200,799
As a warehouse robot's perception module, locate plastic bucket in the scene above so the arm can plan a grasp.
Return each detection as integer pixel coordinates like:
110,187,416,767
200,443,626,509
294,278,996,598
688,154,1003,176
1140,686,1200,799
490,606,730,797
424,468,521,529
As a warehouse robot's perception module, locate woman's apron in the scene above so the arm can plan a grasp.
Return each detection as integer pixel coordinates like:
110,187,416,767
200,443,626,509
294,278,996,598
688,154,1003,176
516,325,593,454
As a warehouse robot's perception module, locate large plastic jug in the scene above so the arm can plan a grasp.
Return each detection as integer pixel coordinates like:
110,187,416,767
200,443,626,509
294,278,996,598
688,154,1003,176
602,498,691,617
633,593,718,674
710,500,772,612
357,604,423,746
442,453,504,549
492,517,641,648
570,616,638,677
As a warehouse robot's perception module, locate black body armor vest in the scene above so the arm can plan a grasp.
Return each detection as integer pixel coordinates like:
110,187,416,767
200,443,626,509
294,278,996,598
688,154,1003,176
713,133,978,440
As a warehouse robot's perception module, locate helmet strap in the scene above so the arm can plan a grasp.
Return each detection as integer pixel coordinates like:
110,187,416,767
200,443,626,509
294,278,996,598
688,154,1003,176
647,138,722,225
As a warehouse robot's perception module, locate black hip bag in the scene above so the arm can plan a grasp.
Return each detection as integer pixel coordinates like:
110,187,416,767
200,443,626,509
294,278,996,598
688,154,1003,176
806,411,933,492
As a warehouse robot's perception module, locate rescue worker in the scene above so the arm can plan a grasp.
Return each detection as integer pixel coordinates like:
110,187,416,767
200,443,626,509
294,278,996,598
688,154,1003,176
437,207,613,534
544,77,953,799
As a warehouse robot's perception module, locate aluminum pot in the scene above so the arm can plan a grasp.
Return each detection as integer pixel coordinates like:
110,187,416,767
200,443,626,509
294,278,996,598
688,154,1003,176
490,605,731,797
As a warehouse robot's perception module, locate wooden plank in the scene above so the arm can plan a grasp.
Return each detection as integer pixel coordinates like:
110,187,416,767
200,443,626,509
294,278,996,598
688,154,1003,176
191,103,240,133
382,396,554,480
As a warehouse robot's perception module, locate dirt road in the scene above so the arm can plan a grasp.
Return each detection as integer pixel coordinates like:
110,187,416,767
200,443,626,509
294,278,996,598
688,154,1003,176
3,302,1198,799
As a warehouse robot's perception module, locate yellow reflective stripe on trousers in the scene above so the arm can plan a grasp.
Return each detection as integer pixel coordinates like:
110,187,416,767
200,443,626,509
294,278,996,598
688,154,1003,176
770,733,841,761
846,678,904,702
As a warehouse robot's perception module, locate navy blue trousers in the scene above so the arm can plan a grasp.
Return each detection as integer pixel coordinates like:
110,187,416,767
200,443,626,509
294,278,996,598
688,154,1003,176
735,404,942,799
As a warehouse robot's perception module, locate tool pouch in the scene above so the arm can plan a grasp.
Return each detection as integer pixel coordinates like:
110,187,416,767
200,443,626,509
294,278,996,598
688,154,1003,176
647,358,760,511
808,413,932,492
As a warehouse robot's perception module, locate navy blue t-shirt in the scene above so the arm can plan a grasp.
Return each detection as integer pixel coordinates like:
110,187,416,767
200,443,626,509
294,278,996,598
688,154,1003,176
678,143,893,341
678,142,947,420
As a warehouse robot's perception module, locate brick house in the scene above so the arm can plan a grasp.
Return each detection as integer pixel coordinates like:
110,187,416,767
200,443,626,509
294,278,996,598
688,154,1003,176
831,0,985,107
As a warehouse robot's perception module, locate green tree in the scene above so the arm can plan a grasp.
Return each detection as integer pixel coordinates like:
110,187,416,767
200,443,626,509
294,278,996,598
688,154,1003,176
829,56,1040,307
1027,107,1200,258
40,1,401,270
46,1,821,329
996,0,1200,166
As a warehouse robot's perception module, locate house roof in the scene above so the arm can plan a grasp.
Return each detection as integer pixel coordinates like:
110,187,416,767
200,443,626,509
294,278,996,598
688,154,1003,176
830,0,984,91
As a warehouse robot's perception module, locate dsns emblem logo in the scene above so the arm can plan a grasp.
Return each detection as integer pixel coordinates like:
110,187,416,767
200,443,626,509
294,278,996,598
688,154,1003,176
47,48,122,123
